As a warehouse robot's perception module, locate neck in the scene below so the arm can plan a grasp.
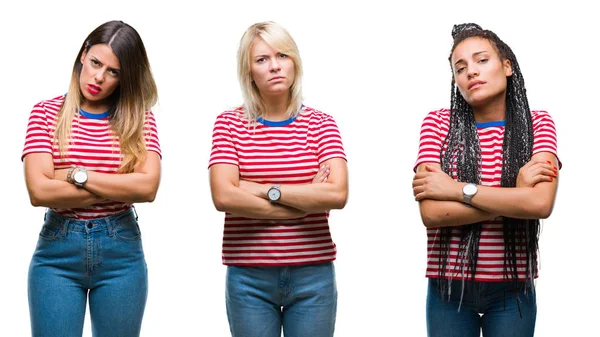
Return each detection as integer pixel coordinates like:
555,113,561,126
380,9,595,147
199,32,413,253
261,93,290,121
472,92,506,122
81,99,110,114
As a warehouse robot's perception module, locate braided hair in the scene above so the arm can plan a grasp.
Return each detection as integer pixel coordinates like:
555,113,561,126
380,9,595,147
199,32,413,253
437,23,538,306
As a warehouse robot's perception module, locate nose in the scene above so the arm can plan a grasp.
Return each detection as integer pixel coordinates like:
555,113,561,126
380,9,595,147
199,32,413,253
467,64,479,79
94,69,105,84
269,58,281,72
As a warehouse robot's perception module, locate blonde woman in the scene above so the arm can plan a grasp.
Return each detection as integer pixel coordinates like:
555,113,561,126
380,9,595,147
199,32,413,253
22,21,160,337
209,22,348,337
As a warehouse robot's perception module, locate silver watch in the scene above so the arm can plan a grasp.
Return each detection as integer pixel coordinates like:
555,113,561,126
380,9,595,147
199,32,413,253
462,183,478,205
267,184,281,203
73,167,88,187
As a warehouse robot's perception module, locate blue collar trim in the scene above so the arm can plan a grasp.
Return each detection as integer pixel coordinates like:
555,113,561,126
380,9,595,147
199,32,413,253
79,108,110,119
475,120,505,128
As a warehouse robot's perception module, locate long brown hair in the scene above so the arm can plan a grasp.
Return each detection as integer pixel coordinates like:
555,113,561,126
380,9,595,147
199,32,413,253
54,20,158,172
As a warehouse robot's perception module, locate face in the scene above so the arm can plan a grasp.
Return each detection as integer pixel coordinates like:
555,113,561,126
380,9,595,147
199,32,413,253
250,38,295,98
79,44,121,111
451,37,512,108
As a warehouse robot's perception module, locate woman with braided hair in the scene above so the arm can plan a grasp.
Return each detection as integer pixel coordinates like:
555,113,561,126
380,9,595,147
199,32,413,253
412,23,560,336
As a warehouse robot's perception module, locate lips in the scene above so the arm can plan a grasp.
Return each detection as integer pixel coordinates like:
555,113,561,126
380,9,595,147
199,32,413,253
87,84,102,95
269,76,285,82
468,80,486,90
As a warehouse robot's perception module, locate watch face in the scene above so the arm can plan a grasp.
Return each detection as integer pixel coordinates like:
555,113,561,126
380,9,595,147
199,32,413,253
268,188,281,201
74,171,87,184
463,183,477,196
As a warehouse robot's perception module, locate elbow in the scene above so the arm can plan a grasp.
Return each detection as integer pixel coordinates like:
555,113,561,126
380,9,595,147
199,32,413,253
28,190,45,207
533,201,554,219
332,190,348,210
212,194,229,212
421,213,442,228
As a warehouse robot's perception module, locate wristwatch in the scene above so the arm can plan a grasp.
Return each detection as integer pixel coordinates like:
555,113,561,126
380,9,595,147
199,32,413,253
267,184,281,203
462,183,478,205
73,167,88,187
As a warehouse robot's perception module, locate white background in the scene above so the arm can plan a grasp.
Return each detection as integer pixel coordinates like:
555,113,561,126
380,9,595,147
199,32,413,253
1,0,597,336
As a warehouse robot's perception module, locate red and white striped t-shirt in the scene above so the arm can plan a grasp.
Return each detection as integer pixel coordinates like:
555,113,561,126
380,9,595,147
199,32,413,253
208,105,346,266
22,95,161,219
414,108,560,281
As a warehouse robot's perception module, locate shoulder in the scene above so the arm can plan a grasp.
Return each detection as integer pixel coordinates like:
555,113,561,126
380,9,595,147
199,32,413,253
300,105,337,124
216,107,245,122
423,108,450,122
420,108,450,132
530,109,554,122
32,94,65,116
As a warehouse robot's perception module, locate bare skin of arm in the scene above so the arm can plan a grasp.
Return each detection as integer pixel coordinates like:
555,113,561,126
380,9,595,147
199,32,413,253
413,152,558,227
209,163,308,219
24,153,105,208
54,151,161,204
238,158,349,213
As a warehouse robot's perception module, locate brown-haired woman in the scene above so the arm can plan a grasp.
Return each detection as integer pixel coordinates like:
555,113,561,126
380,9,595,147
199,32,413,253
22,20,161,337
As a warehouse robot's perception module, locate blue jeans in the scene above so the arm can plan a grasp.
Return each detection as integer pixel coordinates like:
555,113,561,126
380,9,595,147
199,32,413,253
427,278,536,337
28,208,148,337
226,262,337,337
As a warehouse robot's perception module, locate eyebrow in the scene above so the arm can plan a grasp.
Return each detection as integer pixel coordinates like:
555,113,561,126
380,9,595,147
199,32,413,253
454,51,490,66
90,55,121,71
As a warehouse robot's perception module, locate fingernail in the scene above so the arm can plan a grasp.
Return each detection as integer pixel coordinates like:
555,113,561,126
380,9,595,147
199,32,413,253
547,161,551,164
553,167,557,170
550,177,553,181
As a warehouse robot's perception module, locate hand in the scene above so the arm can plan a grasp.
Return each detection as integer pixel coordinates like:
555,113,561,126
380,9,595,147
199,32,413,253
54,168,71,182
516,159,557,188
412,165,461,201
312,164,330,184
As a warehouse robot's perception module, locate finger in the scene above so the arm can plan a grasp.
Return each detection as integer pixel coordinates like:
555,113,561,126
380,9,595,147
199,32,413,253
323,177,328,183
533,167,558,178
415,191,427,201
531,174,554,185
413,185,426,197
412,178,426,188
414,172,431,179
425,165,441,172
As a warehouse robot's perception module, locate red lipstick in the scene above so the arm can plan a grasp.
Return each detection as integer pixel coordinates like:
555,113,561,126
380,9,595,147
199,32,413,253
87,84,102,95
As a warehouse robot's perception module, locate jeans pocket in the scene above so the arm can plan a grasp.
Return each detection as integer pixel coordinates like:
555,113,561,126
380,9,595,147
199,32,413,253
38,225,60,241
113,223,142,241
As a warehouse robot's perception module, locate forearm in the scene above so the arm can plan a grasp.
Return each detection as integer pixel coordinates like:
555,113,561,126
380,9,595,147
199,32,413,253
419,199,499,228
466,184,554,219
274,183,347,213
213,185,306,220
28,180,104,208
83,171,159,203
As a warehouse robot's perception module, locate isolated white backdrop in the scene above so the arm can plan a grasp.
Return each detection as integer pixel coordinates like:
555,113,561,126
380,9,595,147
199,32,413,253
1,0,597,336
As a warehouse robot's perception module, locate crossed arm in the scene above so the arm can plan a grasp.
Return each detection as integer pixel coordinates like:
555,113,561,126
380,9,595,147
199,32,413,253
209,158,348,219
412,152,559,228
24,152,161,208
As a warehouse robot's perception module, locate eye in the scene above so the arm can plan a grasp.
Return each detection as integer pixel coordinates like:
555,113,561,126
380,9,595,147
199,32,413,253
256,57,266,63
278,53,288,58
91,59,100,66
456,67,465,74
478,58,488,63
107,69,120,77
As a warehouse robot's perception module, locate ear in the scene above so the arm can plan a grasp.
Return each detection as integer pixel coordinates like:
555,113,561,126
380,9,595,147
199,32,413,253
504,59,513,77
80,50,87,65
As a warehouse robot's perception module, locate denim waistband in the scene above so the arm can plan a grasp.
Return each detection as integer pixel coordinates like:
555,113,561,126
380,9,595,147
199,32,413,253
43,207,138,233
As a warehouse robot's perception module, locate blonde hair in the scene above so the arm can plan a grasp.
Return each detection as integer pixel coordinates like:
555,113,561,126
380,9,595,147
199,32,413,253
237,21,303,122
54,20,158,173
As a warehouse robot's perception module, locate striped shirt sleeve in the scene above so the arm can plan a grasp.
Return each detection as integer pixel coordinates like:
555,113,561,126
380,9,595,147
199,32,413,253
316,114,346,163
414,109,449,171
144,110,162,158
22,101,53,161
531,110,561,168
208,112,239,168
